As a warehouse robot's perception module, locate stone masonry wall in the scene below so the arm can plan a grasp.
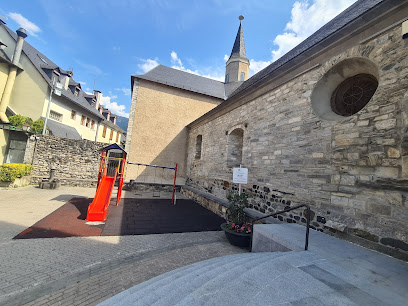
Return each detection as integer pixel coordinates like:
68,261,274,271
186,25,408,259
28,135,105,187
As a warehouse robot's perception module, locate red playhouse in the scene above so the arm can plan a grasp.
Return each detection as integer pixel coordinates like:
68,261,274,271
86,144,127,221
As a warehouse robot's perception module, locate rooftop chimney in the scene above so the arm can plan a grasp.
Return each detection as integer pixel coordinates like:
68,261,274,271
93,90,101,110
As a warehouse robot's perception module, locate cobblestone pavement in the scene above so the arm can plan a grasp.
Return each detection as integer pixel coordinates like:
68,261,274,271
0,186,245,305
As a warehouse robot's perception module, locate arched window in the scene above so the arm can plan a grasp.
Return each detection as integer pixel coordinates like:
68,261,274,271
311,58,379,121
227,128,244,167
331,74,378,116
195,135,202,159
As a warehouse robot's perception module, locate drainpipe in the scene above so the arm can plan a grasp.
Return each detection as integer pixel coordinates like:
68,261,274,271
0,28,27,123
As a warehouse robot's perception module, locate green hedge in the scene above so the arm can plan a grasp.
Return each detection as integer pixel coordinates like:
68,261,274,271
0,164,34,182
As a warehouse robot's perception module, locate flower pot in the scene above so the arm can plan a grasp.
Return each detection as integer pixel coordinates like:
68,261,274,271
220,223,251,248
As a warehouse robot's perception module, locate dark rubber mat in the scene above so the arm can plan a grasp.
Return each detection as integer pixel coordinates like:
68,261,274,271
14,197,224,239
102,198,225,236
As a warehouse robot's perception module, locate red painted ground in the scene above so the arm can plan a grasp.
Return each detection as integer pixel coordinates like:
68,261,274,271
14,198,103,239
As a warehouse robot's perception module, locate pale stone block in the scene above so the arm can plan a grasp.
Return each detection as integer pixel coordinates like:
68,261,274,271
335,133,360,140
331,195,349,205
402,156,408,178
357,120,369,127
374,119,396,130
331,175,340,184
387,147,400,158
374,114,389,121
347,153,359,160
312,152,324,158
289,117,301,124
350,199,366,209
340,175,356,186
375,167,399,178
274,150,281,155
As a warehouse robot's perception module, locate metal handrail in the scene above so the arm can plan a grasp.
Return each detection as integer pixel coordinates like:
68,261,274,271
250,204,311,251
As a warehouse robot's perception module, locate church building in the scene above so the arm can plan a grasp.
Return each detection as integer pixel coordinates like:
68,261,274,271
127,0,408,259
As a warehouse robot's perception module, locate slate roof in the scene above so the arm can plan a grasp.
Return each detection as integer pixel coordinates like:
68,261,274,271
229,20,247,59
41,117,82,140
2,25,104,120
132,65,226,99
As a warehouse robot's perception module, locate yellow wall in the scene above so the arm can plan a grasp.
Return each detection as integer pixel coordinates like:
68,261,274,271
95,122,122,145
126,79,222,183
0,62,9,99
44,94,100,141
8,54,49,121
0,129,9,163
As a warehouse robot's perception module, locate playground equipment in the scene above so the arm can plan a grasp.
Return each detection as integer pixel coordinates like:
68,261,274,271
127,162,178,204
86,144,127,221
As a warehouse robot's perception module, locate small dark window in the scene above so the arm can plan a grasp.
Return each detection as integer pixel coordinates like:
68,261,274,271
195,135,202,159
331,74,378,116
225,74,229,83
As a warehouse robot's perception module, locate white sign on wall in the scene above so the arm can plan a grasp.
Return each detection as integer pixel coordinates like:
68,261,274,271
233,167,248,184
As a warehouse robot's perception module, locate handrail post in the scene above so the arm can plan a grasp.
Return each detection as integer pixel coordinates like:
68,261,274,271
249,204,311,253
305,206,310,251
250,223,254,252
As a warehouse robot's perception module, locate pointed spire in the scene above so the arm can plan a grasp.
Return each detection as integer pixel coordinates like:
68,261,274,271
229,15,247,59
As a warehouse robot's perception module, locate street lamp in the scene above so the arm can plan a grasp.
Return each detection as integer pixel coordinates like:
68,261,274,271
42,80,62,135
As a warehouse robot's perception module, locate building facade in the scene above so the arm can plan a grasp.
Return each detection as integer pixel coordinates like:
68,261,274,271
0,21,124,164
186,1,408,258
127,0,408,258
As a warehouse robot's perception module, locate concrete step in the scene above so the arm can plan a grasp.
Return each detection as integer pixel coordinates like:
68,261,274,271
148,253,287,306
251,223,307,252
100,224,408,306
99,252,283,306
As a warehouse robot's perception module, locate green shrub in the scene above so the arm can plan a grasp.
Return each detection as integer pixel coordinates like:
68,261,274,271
8,115,27,127
0,164,34,182
31,119,44,134
226,192,250,225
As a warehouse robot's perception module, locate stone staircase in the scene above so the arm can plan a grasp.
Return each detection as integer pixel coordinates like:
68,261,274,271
100,223,408,306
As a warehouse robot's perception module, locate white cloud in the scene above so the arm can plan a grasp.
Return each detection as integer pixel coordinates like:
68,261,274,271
8,12,41,37
75,59,103,75
138,58,159,73
271,0,356,61
249,59,272,75
99,94,129,118
170,51,184,69
79,81,86,85
170,51,224,81
115,88,131,96
224,54,229,62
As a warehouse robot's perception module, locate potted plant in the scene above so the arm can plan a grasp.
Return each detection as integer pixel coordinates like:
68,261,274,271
221,192,252,248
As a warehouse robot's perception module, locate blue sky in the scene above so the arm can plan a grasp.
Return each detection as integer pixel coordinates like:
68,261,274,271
0,0,356,118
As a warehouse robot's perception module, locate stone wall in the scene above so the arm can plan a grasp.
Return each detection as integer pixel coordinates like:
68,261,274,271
28,135,105,187
186,25,408,259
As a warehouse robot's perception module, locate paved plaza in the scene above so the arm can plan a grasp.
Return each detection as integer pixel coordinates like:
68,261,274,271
1,186,407,305
0,186,245,305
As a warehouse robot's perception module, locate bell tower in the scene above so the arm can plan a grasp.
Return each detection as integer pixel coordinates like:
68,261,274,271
225,15,249,84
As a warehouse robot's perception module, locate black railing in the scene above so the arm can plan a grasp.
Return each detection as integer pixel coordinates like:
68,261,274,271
250,204,311,251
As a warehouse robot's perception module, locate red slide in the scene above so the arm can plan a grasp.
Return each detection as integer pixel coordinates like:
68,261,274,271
86,175,116,221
